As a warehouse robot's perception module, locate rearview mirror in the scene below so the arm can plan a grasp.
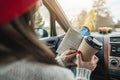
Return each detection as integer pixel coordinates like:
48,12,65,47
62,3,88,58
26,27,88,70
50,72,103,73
36,28,48,38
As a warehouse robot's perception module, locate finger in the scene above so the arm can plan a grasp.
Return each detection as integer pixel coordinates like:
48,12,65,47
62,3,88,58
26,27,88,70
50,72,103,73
91,55,96,62
77,54,80,62
67,63,77,66
91,55,95,61
67,53,76,59
69,48,76,50
76,54,83,67
94,56,99,63
92,64,97,71
77,54,83,61
92,55,99,62
66,49,76,55
91,55,99,63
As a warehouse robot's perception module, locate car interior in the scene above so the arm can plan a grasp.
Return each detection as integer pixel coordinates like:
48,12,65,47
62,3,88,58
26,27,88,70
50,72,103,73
36,0,120,80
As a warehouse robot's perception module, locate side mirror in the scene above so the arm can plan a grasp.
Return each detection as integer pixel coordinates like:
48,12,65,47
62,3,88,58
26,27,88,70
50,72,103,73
36,28,48,38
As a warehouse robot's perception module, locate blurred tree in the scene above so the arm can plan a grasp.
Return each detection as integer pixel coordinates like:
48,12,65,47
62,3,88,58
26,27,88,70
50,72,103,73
114,20,120,31
114,20,120,28
70,10,87,30
77,10,87,28
35,11,45,29
92,0,114,31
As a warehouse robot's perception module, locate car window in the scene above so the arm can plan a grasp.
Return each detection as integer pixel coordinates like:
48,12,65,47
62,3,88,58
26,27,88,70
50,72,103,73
34,5,50,38
35,4,65,38
57,0,120,32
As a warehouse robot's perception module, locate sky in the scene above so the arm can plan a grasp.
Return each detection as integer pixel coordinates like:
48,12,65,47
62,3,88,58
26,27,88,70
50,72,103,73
57,0,120,23
58,0,93,19
107,0,120,22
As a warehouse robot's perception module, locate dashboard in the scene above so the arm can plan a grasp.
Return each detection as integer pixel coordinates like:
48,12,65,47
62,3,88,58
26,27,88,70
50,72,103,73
91,32,120,80
105,33,120,80
109,37,120,68
41,32,120,80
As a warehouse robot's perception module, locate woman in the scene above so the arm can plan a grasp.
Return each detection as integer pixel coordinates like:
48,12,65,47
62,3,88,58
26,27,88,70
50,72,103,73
0,0,98,80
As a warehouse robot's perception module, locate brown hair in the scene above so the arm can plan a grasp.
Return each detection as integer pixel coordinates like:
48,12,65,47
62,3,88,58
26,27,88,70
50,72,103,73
0,6,58,65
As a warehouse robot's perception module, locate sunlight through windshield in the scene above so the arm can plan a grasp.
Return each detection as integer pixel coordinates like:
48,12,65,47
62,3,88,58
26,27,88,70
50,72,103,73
58,0,120,32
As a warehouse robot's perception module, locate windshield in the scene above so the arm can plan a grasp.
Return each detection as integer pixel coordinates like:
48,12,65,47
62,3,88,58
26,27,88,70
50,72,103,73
57,0,120,32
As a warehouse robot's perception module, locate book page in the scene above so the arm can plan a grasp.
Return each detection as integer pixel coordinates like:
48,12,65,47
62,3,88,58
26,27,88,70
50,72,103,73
56,28,83,54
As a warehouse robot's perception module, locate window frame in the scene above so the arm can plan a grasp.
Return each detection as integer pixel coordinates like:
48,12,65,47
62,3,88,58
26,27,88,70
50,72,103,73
42,0,72,37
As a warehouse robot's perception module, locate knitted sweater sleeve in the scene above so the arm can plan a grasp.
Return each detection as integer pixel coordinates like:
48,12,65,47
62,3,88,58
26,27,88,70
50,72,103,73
33,63,91,80
55,54,65,67
55,55,91,80
76,68,92,80
0,61,91,80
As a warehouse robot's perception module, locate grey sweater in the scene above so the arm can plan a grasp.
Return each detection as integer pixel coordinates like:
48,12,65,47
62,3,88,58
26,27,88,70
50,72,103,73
0,60,91,80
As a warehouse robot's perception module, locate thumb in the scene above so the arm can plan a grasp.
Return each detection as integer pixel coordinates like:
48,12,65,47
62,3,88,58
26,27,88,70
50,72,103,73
67,53,76,59
76,54,83,67
77,54,82,61
91,55,99,63
93,55,99,63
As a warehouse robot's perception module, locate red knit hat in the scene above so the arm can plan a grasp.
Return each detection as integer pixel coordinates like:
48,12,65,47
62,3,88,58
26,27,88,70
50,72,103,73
0,0,40,24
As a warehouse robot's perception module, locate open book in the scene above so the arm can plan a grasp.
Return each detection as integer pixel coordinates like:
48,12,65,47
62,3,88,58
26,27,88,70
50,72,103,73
56,28,83,54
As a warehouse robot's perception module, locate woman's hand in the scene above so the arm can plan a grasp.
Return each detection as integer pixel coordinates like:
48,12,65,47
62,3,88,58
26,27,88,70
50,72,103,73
76,53,99,71
61,48,76,66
